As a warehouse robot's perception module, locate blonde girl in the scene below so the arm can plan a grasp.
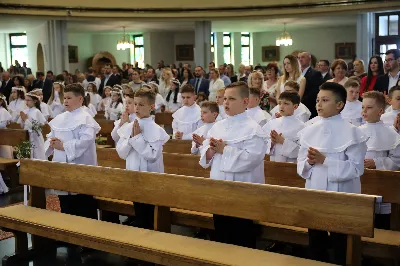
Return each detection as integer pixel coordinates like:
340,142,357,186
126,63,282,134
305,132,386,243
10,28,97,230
87,82,102,111
105,86,124,120
47,82,65,118
276,54,306,99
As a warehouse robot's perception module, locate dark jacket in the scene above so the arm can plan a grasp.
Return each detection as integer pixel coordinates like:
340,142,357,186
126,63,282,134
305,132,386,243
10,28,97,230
99,74,121,95
0,79,13,103
322,72,332,83
302,68,323,119
189,77,210,96
42,79,54,103
373,74,389,93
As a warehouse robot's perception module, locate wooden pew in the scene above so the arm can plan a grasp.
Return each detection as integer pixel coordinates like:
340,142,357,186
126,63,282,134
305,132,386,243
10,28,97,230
154,112,173,126
96,119,115,146
0,128,29,191
7,122,51,139
0,160,358,266
95,148,400,262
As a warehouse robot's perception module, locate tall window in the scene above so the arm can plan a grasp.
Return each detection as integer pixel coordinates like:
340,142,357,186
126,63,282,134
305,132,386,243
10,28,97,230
211,32,215,53
241,32,250,66
223,32,231,64
133,35,144,69
9,33,28,66
375,12,400,60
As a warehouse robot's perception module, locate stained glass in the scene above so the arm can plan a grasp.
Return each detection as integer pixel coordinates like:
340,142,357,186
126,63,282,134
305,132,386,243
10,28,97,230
134,47,144,69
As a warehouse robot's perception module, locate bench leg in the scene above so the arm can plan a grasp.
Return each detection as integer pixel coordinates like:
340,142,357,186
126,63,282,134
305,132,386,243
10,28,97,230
5,165,22,193
391,204,400,231
154,206,171,233
2,230,30,266
346,235,361,266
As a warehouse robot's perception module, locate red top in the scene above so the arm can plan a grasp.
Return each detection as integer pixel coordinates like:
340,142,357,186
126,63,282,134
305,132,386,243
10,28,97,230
360,75,378,97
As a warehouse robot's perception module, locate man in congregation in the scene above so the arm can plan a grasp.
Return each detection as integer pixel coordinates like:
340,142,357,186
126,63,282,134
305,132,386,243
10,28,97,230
298,52,323,118
189,66,210,96
0,72,12,102
205,61,215,79
20,62,32,78
145,67,159,84
374,49,400,94
218,65,231,87
99,63,121,95
318,60,331,82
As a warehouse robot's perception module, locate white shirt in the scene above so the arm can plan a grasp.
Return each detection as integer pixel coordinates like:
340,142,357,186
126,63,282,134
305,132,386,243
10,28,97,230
165,92,182,113
246,106,272,127
172,103,202,140
270,103,311,123
321,72,328,79
388,71,400,92
199,112,268,184
116,117,169,173
106,102,124,121
111,113,137,144
297,114,368,193
208,79,225,102
381,109,400,127
301,66,310,77
8,99,27,122
341,100,363,126
263,115,305,162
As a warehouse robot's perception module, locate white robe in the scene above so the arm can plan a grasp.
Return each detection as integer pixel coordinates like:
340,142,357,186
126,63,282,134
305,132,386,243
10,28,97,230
0,107,12,194
44,107,100,195
165,92,182,113
18,107,46,160
172,103,202,140
217,105,228,120
246,106,272,127
111,113,137,144
155,94,165,113
191,122,216,155
199,112,268,184
106,102,124,121
99,97,112,112
297,114,368,193
8,99,27,122
89,92,102,111
359,121,400,214
82,105,96,117
304,115,322,127
262,115,305,162
381,109,400,127
341,100,363,126
48,93,65,118
116,117,169,172
40,102,52,120
269,103,311,123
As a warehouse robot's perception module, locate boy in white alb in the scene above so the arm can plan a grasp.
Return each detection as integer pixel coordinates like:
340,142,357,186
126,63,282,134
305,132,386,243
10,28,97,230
116,88,169,229
297,82,368,265
359,91,400,229
172,84,202,140
111,93,136,145
341,79,363,126
381,86,400,127
191,101,219,155
215,88,227,120
270,81,311,122
45,83,100,219
245,87,272,127
263,91,305,162
199,81,268,248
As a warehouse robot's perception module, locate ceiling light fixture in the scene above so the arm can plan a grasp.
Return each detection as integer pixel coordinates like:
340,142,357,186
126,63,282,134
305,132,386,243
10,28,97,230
276,23,293,47
117,26,133,51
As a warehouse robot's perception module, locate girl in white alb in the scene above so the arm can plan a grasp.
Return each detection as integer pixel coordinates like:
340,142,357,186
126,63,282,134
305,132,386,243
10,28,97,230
106,87,124,121
0,94,12,194
30,89,52,120
47,82,66,118
87,82,103,111
8,86,27,122
99,86,112,112
165,80,182,113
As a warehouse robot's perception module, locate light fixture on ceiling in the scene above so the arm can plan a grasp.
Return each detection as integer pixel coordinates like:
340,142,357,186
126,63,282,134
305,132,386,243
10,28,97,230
117,26,133,51
276,23,292,47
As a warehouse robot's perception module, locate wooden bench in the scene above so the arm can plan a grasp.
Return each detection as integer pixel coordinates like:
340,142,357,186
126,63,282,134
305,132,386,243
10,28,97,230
7,122,51,139
0,160,359,266
154,112,173,126
0,128,29,192
95,148,400,263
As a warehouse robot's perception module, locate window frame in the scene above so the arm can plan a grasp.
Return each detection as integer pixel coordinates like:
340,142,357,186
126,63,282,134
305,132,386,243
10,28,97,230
241,32,250,65
132,34,144,68
223,32,232,64
9,33,27,65
375,12,400,57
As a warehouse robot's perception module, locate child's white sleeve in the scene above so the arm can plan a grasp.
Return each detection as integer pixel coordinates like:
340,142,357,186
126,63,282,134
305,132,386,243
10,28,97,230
324,142,367,182
111,122,121,143
116,137,132,160
199,138,213,168
63,127,96,162
374,144,400,170
172,119,178,138
129,134,163,162
278,139,301,159
44,130,55,157
191,141,200,155
297,145,313,179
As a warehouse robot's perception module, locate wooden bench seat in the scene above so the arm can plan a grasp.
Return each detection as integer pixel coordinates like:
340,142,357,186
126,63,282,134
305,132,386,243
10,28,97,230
0,205,333,266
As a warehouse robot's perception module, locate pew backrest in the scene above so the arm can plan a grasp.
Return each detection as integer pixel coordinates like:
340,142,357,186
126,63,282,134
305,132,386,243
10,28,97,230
155,112,173,126
0,128,29,146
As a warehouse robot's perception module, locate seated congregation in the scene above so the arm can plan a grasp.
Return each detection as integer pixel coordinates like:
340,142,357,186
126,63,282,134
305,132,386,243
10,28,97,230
0,49,399,265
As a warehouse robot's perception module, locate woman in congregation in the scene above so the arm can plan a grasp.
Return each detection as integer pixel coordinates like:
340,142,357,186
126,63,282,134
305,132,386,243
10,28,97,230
276,54,306,99
208,68,225,102
327,59,349,86
128,69,145,93
158,68,174,99
227,64,238,83
261,63,279,111
13,76,24,87
24,78,33,92
351,59,367,80
180,68,193,88
359,56,384,98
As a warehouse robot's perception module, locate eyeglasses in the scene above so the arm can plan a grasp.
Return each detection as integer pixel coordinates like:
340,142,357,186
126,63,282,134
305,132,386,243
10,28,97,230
384,58,394,63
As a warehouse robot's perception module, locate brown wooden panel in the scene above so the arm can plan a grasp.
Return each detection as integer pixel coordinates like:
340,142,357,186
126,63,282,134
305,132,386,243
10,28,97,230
361,169,400,204
0,128,29,146
96,119,114,136
163,140,191,154
20,159,375,236
6,122,21,130
155,113,173,126
264,161,305,188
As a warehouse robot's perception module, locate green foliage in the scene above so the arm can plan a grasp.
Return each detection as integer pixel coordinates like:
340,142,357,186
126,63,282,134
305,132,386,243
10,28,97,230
15,141,33,159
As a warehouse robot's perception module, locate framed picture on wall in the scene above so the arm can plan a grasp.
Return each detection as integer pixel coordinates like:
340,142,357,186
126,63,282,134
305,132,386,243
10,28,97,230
68,45,79,63
262,46,280,62
176,45,194,61
335,43,356,59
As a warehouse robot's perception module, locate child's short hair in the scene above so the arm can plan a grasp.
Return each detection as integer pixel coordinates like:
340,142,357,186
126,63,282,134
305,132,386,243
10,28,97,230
389,86,400,98
180,84,196,94
249,87,261,97
279,91,300,105
216,88,225,94
64,83,85,97
362,91,386,109
344,79,360,89
320,82,347,106
200,101,219,114
284,81,300,92
125,93,135,100
225,81,249,98
134,88,156,104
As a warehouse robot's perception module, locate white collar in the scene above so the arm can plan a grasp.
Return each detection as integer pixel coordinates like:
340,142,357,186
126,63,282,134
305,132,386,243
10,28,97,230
263,115,305,140
49,107,100,132
340,100,362,119
117,117,169,143
388,71,400,79
302,66,310,76
172,103,201,124
246,106,272,123
359,121,400,151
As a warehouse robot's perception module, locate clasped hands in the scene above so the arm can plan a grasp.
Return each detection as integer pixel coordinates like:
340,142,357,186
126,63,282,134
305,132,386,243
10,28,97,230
49,138,64,151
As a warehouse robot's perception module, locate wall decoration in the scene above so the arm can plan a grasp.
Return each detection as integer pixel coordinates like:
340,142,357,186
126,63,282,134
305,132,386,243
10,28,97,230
176,45,194,61
68,45,79,63
262,46,280,62
335,43,356,59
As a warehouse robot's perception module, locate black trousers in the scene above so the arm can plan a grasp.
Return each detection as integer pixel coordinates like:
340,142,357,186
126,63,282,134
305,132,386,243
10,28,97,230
375,213,391,230
308,229,347,265
58,194,98,220
133,203,155,230
213,214,256,249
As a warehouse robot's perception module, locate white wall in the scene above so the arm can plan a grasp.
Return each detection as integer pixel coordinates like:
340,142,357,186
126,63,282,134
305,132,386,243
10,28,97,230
26,22,49,74
252,26,357,65
92,34,131,67
148,32,174,67
68,33,93,73
0,33,10,70
173,32,195,66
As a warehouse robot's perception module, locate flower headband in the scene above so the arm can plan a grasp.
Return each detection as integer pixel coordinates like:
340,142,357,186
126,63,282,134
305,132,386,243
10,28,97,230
12,86,26,92
30,88,43,94
26,92,40,99
53,81,65,88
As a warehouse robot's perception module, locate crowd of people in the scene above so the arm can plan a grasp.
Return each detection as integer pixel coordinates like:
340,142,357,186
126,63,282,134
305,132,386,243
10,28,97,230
0,48,399,264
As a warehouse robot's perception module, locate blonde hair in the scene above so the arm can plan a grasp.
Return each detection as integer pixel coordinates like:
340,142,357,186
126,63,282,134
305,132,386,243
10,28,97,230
210,68,220,79
247,71,264,89
48,82,65,105
216,88,225,94
160,68,173,84
282,54,301,83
